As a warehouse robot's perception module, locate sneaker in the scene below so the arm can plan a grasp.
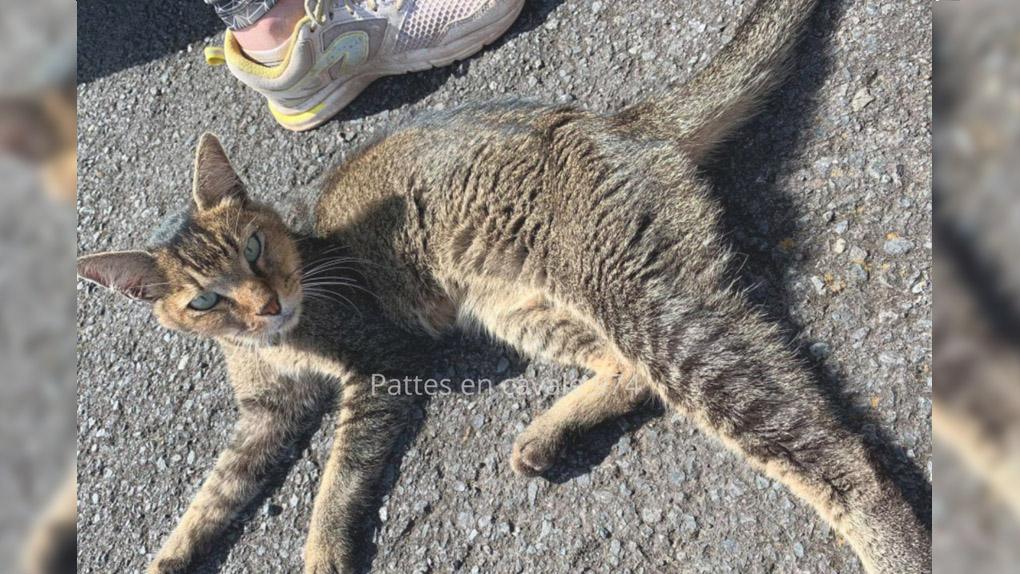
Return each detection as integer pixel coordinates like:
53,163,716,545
212,0,525,131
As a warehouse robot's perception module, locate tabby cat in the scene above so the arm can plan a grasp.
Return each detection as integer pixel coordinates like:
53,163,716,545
77,0,931,572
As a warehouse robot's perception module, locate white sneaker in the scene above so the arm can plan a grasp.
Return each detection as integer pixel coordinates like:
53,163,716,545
211,0,525,131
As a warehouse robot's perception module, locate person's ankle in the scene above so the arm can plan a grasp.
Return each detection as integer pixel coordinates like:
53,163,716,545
233,0,305,52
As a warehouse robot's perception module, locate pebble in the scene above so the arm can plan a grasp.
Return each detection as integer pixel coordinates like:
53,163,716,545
809,342,831,359
495,357,510,374
849,245,868,262
610,539,622,556
849,263,869,283
834,220,849,234
640,507,662,524
810,276,826,294
883,237,914,255
832,237,846,254
681,515,699,533
851,87,875,111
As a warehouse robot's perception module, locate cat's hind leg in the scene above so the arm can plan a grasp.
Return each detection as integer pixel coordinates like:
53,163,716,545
463,289,653,475
511,356,651,476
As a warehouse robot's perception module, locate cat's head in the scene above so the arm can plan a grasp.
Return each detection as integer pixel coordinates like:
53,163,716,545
77,133,303,342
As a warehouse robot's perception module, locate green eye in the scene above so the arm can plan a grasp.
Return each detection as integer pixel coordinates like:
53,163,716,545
243,233,262,263
188,292,220,311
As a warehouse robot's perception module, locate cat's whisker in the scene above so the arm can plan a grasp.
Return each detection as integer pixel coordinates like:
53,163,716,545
299,257,364,280
301,265,360,282
300,280,380,303
301,289,363,318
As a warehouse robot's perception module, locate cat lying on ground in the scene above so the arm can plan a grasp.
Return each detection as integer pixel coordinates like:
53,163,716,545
77,0,931,572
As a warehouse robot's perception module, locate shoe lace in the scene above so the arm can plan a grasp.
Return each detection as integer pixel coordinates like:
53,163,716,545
304,0,404,24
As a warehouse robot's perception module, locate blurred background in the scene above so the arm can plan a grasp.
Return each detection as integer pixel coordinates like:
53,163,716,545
935,0,1020,573
0,0,76,573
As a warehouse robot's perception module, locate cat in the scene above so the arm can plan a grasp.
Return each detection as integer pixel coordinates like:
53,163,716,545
76,0,931,572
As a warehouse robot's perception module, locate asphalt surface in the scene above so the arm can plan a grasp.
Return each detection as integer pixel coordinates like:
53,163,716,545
77,1,933,572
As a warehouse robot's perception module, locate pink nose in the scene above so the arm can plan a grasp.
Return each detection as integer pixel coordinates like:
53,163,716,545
258,294,281,316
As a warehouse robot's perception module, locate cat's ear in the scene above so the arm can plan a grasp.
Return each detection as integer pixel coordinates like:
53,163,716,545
77,250,167,302
191,132,247,211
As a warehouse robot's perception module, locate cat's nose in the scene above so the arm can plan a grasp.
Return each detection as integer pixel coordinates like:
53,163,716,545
257,294,281,316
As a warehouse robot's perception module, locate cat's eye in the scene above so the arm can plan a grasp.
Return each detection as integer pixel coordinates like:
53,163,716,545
188,291,220,311
243,233,262,263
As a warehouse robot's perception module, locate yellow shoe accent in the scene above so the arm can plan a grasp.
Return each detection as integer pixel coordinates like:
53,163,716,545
268,101,326,127
204,46,225,66
224,17,309,80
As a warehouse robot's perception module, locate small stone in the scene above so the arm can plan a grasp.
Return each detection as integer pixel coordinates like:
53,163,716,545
640,507,662,524
809,342,831,360
883,237,914,255
834,220,849,234
851,88,875,111
793,541,805,559
617,436,632,454
379,506,388,522
832,238,846,254
186,450,195,465
177,355,189,371
810,276,826,294
879,351,904,366
911,280,927,294
495,357,510,374
849,246,868,262
681,514,698,533
610,539,622,556
849,263,869,282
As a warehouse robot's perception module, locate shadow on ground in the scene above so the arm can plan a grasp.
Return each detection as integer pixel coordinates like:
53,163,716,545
703,0,931,528
78,0,222,84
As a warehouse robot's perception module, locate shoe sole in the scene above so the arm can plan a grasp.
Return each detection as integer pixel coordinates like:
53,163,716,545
271,0,526,132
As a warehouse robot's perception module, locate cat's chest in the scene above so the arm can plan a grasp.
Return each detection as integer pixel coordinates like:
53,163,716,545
258,344,355,382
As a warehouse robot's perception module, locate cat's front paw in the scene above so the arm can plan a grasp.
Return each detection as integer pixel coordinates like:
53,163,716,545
511,429,564,476
147,555,190,574
304,536,356,574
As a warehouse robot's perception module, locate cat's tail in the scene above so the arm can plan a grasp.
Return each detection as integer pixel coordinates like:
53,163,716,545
610,0,820,163
621,292,930,573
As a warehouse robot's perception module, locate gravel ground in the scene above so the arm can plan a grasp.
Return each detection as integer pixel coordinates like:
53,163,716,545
77,1,933,572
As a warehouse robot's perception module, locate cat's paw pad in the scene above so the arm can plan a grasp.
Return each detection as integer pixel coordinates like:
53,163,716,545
511,434,562,477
